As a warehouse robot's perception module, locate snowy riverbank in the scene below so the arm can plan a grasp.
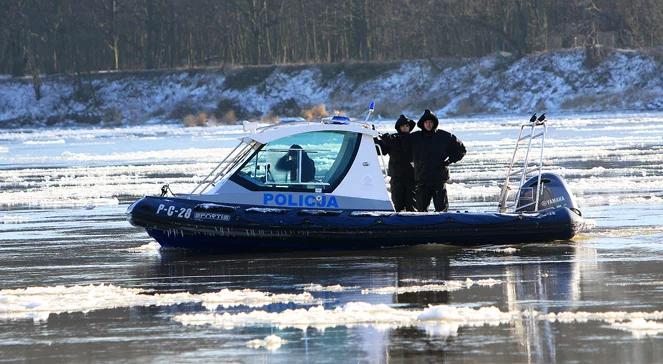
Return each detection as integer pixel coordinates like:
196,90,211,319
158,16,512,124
1,49,662,128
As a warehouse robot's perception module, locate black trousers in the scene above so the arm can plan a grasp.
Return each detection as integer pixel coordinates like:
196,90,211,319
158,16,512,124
390,178,415,212
415,183,448,212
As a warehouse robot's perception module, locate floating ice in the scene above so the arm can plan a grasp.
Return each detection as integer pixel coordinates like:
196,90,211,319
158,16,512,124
593,225,663,238
581,219,597,231
57,147,232,163
523,287,663,338
361,278,502,295
299,284,357,292
246,335,287,350
123,242,162,254
474,247,518,254
606,281,663,287
0,162,203,208
609,319,663,338
198,290,317,311
0,214,29,224
23,139,66,145
493,248,518,254
3,111,663,210
0,284,318,322
173,302,516,335
543,310,663,323
417,305,513,324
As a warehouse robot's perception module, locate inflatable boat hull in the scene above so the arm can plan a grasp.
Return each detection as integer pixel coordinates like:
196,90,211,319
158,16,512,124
127,196,584,251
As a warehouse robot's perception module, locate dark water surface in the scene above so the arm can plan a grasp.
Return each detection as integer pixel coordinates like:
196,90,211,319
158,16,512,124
1,113,663,363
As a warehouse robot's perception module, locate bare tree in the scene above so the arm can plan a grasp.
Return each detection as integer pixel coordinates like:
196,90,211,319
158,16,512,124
1,0,662,75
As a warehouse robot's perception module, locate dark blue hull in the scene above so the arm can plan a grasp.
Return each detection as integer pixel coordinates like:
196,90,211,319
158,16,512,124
127,196,584,252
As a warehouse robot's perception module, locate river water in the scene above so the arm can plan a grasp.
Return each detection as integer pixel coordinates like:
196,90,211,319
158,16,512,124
1,113,662,363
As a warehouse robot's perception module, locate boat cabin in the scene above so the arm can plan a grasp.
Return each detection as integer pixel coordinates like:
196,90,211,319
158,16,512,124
186,117,393,211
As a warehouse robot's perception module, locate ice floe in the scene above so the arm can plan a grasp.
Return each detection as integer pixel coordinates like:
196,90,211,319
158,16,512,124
174,304,663,339
361,278,502,295
4,282,663,340
543,310,663,324
299,284,358,292
246,335,287,350
3,112,663,209
474,247,519,254
0,214,30,224
0,284,318,322
173,302,516,334
23,139,66,145
123,242,162,254
609,319,663,338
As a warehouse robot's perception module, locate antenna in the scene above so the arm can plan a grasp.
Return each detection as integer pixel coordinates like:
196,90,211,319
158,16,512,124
364,100,375,123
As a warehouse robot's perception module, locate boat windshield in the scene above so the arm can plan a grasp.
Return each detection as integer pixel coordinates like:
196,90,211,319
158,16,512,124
231,131,360,192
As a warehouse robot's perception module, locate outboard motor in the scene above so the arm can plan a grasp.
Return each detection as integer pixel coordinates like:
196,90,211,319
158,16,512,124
516,172,580,213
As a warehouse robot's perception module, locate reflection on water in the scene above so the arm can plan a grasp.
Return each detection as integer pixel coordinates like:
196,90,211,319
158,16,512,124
1,208,663,362
501,245,587,364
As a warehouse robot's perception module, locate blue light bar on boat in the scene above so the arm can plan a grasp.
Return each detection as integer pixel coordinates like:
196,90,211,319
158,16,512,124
330,116,350,124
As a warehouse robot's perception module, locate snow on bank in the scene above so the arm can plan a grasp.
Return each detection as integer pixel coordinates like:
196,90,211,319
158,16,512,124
1,49,662,127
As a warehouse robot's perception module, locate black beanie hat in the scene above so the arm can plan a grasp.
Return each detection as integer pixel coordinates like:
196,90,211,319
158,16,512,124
394,114,415,132
288,144,303,155
417,109,439,131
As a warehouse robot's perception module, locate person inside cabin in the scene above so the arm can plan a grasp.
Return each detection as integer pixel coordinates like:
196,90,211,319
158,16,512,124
275,144,316,183
375,115,416,211
410,109,466,212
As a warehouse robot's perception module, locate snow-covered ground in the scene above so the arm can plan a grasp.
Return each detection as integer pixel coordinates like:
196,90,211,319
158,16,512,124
1,49,662,127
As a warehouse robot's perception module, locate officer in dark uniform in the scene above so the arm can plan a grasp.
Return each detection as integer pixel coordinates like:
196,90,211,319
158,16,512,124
375,115,416,211
275,144,316,183
410,109,466,212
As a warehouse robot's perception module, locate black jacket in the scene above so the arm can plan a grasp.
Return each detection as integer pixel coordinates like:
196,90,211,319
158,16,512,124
410,111,466,183
275,145,316,182
375,115,415,179
376,133,415,179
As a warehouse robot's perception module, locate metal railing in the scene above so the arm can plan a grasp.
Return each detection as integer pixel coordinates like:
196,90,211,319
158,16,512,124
498,115,547,213
374,143,389,181
190,139,258,194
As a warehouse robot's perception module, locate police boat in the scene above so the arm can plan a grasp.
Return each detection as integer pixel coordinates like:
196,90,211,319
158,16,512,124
127,111,585,251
